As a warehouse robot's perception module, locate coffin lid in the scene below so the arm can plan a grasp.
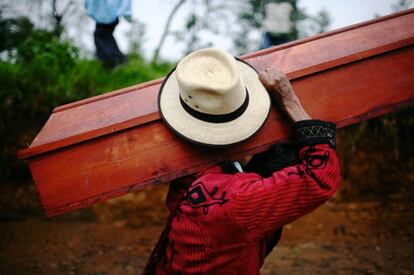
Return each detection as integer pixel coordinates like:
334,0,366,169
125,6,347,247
18,9,414,160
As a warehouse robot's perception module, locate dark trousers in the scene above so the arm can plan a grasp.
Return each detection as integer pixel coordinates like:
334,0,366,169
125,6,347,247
94,18,125,67
261,32,290,49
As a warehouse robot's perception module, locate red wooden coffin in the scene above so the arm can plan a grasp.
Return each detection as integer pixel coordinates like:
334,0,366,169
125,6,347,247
18,9,414,217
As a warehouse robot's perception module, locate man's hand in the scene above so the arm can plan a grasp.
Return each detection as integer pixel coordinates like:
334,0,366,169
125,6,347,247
259,68,295,103
259,68,311,123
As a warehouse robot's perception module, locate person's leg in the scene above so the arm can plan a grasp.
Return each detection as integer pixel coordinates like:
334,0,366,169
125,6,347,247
94,19,125,68
107,19,126,65
269,33,290,46
260,32,273,49
94,22,108,64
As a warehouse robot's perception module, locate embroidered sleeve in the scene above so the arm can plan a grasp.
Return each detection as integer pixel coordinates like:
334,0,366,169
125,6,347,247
229,121,340,240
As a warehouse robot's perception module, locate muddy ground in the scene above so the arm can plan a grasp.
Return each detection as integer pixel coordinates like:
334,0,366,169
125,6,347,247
1,128,413,274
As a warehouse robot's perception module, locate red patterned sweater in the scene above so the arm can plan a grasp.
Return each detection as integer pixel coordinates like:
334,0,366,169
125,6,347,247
145,120,340,274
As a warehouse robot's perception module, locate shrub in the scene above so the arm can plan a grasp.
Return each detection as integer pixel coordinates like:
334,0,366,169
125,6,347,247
0,30,173,180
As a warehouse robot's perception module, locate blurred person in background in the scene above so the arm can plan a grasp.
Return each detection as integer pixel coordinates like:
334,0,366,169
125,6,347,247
261,1,293,48
84,0,131,68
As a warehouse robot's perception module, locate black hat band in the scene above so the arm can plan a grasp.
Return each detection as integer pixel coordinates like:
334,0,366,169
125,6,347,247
179,88,250,123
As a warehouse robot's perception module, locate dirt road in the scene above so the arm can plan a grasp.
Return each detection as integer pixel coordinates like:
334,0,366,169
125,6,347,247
1,181,413,275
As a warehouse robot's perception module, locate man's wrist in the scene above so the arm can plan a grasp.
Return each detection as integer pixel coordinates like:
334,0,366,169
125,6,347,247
282,98,311,123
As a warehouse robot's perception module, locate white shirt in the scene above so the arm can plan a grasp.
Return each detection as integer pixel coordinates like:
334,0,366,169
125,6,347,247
263,2,293,34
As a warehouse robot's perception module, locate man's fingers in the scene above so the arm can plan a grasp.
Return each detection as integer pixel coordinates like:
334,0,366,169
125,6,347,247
259,68,289,90
258,70,270,83
259,68,297,105
259,70,272,89
271,68,288,83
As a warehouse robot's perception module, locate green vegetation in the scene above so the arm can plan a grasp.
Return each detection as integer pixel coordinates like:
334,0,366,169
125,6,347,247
0,28,173,180
0,2,412,194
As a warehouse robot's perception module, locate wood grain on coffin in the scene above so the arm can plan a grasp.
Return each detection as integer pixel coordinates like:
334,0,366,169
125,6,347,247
31,46,414,217
17,10,414,160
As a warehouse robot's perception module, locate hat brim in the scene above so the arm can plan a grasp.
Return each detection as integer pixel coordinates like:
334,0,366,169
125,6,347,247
158,58,271,147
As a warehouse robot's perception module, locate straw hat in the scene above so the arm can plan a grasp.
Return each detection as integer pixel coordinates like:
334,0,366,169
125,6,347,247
158,48,271,146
